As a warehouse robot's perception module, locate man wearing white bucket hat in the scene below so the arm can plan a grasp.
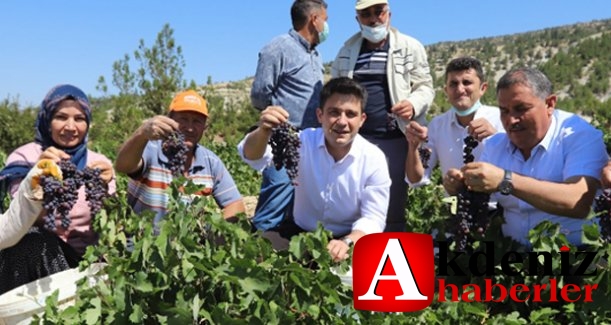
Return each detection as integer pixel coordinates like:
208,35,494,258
331,0,434,232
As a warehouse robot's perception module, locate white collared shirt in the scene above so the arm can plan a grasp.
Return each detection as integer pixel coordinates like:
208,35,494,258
408,104,504,188
238,128,391,235
481,109,608,245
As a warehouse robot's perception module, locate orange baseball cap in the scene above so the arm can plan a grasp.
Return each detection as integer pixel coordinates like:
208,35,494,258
169,90,208,117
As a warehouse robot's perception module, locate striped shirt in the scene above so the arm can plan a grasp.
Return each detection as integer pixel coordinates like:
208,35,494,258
353,42,402,139
127,140,242,224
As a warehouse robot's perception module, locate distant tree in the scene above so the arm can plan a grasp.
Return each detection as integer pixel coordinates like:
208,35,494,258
135,24,187,115
112,54,138,96
98,23,188,115
587,60,610,96
96,76,108,94
0,99,37,154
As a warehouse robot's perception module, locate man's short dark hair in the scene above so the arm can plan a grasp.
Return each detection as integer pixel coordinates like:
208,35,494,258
444,56,486,83
320,77,367,113
291,0,327,30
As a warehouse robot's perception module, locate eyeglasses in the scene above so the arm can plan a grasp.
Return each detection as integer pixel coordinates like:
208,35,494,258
358,7,389,19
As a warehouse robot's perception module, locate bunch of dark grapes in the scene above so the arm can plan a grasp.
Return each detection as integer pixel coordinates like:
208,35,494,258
59,158,78,179
463,135,478,163
594,189,611,242
269,123,301,183
40,159,107,231
450,135,491,251
418,142,431,169
39,175,65,231
452,190,491,251
82,167,107,216
162,131,189,176
40,159,81,231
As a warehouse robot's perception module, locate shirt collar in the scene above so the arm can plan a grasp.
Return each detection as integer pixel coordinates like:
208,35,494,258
506,110,558,156
536,110,558,151
449,111,461,127
289,29,316,52
316,129,361,162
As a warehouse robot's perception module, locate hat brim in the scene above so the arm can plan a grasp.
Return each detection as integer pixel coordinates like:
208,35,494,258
170,106,208,117
355,0,388,10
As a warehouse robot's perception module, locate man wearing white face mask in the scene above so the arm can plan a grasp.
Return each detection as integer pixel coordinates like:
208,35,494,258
331,0,434,232
405,57,503,190
249,0,329,232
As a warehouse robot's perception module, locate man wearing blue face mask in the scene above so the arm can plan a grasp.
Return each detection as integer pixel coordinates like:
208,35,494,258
331,0,434,232
249,0,328,232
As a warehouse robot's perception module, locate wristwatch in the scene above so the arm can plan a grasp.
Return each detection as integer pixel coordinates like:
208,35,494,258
498,170,514,195
341,236,354,247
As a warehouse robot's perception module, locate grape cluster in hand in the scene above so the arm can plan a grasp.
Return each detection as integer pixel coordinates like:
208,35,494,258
162,131,189,176
40,159,106,231
269,123,301,183
452,190,491,251
450,135,491,251
463,135,478,163
594,189,611,242
82,167,107,216
418,143,431,169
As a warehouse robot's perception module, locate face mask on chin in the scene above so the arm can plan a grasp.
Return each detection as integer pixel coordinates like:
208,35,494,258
360,23,388,43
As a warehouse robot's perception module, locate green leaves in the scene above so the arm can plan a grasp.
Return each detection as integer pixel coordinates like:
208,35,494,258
36,178,366,324
84,297,102,325
33,166,611,324
133,271,154,293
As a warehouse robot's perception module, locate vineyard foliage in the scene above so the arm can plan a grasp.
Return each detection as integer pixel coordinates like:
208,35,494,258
1,19,611,324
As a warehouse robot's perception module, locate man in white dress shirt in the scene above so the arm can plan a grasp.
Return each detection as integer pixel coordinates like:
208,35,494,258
404,56,503,189
444,67,608,246
238,77,391,262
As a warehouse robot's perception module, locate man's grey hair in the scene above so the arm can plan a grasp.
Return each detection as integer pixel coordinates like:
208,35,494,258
496,67,553,100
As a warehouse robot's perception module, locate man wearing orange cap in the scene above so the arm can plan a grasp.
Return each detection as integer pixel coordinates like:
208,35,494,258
331,0,434,232
116,90,245,224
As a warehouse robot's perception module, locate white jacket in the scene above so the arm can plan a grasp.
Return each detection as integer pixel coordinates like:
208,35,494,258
331,27,435,130
0,166,45,249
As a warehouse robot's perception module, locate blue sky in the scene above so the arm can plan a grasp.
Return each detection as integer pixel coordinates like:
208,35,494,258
1,1,609,107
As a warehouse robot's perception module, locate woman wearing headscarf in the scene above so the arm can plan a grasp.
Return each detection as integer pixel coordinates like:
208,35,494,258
0,84,115,294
